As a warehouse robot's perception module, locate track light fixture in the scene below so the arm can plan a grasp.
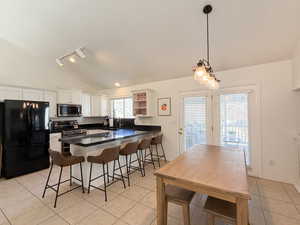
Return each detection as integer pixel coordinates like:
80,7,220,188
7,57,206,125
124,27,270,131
55,47,86,66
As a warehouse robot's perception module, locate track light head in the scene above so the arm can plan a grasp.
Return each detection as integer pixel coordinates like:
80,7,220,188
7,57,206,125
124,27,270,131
75,48,86,58
56,58,64,66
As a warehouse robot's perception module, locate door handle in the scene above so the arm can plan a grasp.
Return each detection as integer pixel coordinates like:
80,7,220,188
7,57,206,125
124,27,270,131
178,128,183,135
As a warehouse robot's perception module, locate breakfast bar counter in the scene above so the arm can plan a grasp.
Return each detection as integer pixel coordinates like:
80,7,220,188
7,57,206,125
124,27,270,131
60,129,157,188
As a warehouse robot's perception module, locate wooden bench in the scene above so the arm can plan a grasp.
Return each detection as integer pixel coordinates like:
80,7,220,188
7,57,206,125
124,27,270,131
165,185,195,225
204,196,250,225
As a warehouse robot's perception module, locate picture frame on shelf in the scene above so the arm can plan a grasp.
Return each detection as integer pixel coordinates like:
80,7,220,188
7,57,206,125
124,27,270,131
158,97,171,116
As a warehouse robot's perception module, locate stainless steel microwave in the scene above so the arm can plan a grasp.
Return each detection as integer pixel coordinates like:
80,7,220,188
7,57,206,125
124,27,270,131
57,104,82,117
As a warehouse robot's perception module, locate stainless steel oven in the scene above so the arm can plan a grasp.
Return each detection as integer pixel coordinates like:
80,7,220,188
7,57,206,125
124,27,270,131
57,104,82,117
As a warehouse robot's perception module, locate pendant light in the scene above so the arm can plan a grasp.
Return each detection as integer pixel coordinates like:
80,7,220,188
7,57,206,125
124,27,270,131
193,5,220,89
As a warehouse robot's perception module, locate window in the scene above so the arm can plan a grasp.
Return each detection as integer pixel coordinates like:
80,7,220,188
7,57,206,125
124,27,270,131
110,97,133,118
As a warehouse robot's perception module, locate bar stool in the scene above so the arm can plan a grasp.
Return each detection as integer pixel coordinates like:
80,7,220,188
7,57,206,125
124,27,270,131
138,138,155,176
87,146,126,201
42,150,85,208
166,185,195,225
119,141,144,186
151,133,167,167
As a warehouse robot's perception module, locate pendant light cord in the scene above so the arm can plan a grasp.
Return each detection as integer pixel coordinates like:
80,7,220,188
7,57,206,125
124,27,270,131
206,13,210,63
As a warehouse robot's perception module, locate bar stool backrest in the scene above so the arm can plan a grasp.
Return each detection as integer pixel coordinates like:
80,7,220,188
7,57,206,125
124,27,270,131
120,141,139,155
138,138,152,150
99,146,120,163
152,134,163,145
49,149,68,166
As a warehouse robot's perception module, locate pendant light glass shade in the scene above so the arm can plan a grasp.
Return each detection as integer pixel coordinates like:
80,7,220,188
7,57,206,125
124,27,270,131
193,65,206,81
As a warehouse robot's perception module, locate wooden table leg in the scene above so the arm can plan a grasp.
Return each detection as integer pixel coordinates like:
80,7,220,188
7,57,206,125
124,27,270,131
156,176,167,225
236,198,249,225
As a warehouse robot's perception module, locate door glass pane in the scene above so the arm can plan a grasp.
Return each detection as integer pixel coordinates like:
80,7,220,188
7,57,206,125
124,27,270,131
220,93,250,164
183,96,207,151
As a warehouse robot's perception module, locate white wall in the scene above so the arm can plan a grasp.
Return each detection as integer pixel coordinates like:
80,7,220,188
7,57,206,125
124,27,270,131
99,60,300,185
0,38,96,92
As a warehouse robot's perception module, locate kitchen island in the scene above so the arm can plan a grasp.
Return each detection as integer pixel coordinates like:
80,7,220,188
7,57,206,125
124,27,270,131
60,129,157,188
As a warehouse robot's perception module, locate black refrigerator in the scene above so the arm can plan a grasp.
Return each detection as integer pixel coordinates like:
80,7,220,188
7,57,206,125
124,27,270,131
0,100,50,178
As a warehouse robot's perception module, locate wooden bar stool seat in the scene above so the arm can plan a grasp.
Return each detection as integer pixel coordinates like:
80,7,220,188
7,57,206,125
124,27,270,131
204,196,250,225
42,149,85,208
119,141,144,186
166,185,195,225
87,146,126,202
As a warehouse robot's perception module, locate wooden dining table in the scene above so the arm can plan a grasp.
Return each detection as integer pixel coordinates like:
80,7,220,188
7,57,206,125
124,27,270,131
155,144,250,225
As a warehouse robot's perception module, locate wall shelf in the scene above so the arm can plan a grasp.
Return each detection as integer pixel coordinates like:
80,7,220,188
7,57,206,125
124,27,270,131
132,89,153,117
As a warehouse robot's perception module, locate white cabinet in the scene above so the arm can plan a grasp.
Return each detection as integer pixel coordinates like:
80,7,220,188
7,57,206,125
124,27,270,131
57,90,73,104
101,95,108,116
44,91,57,118
72,90,83,105
82,93,91,116
22,89,44,101
57,90,82,104
132,89,153,117
0,86,22,101
91,95,101,116
50,133,61,152
91,95,108,116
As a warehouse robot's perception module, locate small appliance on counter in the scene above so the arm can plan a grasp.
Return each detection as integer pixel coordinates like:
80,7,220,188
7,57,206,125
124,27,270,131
0,100,50,178
57,104,82,117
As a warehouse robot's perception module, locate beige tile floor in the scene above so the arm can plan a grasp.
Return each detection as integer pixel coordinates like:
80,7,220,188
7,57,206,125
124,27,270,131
1,163,300,225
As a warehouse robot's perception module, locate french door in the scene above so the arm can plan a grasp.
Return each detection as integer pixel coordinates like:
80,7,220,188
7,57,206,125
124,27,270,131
179,86,260,176
179,92,213,151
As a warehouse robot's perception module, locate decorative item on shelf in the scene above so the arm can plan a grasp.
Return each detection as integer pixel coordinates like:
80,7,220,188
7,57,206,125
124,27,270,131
193,4,220,89
158,97,171,116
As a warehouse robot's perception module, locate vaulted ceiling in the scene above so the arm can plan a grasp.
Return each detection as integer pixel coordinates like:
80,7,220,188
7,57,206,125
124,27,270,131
1,0,300,89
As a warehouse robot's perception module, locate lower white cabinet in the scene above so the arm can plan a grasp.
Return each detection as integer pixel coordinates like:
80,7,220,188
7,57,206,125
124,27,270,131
44,91,57,118
0,86,22,101
50,133,61,152
22,89,44,101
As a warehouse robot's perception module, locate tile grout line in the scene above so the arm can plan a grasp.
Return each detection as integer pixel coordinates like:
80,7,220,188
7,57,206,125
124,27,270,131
258,178,300,224
251,177,269,225
0,208,12,225
15,178,71,225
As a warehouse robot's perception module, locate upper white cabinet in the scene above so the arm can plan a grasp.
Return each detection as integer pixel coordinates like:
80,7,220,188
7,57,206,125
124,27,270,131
91,95,101,117
22,89,44,101
132,89,153,117
57,90,82,104
44,91,57,118
91,95,108,117
0,86,22,101
101,95,108,116
81,93,91,117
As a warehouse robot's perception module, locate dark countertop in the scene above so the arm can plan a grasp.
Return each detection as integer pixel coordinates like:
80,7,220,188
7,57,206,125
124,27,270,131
59,129,155,147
